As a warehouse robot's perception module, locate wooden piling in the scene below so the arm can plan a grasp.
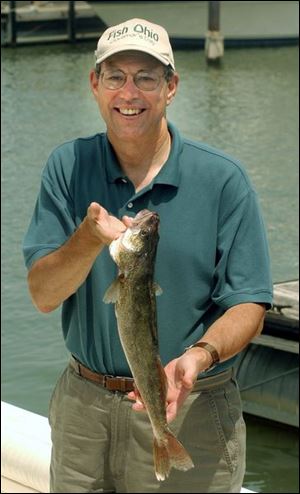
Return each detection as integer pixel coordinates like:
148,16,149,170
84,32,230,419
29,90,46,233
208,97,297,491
68,1,76,44
205,1,224,64
7,0,17,46
208,0,220,31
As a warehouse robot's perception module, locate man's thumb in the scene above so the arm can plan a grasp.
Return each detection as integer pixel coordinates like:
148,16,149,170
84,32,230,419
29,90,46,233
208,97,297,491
181,370,196,390
88,202,104,220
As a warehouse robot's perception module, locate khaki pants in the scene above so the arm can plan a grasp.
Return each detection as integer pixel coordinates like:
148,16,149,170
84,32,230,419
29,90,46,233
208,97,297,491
49,360,246,493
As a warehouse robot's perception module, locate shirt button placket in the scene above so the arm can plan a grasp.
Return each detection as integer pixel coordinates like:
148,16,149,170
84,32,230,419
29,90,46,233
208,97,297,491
127,202,134,209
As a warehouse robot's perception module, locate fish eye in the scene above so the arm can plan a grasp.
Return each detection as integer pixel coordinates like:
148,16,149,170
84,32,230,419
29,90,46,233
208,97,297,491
140,229,148,237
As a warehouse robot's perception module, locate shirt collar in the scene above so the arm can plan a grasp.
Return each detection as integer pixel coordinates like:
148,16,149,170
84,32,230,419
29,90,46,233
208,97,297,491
104,121,183,188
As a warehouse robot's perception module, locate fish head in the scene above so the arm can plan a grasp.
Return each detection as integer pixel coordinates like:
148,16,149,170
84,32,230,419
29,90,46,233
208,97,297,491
109,210,160,269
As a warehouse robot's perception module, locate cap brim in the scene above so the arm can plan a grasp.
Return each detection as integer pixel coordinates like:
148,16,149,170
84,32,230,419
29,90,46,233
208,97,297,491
95,44,175,70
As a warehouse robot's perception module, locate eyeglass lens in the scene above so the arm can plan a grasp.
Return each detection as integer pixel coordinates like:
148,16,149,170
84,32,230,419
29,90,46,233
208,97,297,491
101,70,163,91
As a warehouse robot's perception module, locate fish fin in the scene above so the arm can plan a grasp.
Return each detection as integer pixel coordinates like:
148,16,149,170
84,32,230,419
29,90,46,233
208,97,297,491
153,282,163,296
103,279,120,304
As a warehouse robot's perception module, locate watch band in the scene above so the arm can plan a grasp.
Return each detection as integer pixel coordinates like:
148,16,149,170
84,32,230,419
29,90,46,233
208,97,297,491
184,342,220,371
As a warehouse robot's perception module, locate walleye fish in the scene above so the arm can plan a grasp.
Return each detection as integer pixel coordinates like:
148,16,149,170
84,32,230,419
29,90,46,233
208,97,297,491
103,209,194,481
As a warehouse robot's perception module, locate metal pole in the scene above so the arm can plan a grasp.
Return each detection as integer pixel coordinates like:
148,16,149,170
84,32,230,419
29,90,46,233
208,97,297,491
68,1,76,43
8,0,17,46
205,1,224,64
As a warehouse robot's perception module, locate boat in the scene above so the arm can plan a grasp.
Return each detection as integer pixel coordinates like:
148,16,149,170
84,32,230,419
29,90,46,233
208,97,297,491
0,401,256,493
263,279,299,341
87,0,299,47
1,1,299,47
235,280,299,428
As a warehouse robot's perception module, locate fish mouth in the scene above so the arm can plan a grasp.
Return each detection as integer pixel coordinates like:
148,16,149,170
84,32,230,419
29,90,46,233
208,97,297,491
133,209,159,229
109,210,159,259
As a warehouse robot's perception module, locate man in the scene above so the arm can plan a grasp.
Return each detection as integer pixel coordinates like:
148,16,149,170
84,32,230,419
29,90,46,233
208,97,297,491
23,18,273,493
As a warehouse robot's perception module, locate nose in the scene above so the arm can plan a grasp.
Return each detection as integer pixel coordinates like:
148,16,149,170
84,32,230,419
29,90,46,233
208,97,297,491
119,75,140,98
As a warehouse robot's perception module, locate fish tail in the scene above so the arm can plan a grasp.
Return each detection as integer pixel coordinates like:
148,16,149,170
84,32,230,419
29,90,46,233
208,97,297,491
153,438,170,481
153,430,194,481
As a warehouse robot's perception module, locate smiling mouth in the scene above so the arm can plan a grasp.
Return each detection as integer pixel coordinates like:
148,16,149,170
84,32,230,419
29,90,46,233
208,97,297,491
115,108,146,116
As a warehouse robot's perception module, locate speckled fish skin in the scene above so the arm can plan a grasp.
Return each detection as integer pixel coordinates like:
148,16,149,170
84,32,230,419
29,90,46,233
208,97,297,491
103,209,194,481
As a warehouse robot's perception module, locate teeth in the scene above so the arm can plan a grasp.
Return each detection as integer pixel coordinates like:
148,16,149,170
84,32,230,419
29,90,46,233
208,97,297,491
119,108,142,115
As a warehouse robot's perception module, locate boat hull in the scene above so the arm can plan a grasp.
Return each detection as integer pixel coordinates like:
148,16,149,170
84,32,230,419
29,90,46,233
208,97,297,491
87,1,299,44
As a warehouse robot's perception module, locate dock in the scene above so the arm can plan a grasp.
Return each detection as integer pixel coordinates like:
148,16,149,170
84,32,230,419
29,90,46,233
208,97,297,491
2,1,299,48
1,1,107,46
235,280,299,428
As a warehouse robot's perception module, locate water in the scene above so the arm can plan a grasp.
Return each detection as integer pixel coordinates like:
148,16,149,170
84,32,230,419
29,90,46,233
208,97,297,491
1,43,299,493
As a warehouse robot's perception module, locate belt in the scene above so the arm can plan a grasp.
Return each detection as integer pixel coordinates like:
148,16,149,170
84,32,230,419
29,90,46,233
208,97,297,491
70,357,135,392
70,356,233,393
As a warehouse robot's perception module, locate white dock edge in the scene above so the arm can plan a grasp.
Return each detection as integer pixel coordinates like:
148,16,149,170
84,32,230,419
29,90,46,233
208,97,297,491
1,402,51,493
1,401,256,493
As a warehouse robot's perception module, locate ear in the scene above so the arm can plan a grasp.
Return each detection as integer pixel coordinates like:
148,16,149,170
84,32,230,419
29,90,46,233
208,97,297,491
90,69,99,98
166,73,179,106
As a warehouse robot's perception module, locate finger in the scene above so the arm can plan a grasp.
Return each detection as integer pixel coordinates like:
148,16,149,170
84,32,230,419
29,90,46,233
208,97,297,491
181,373,196,390
88,202,104,220
111,223,127,239
175,365,196,390
166,401,178,423
132,402,146,412
127,391,136,401
122,215,134,227
127,391,145,410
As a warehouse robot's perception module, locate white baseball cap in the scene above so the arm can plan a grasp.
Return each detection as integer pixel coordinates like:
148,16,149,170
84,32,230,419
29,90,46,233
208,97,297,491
94,18,175,70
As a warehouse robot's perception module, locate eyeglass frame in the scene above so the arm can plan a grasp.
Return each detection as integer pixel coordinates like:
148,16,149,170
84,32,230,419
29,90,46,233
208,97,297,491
94,63,175,91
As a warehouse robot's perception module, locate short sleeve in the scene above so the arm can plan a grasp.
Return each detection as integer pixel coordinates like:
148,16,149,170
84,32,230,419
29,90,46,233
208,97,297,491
23,149,76,270
211,186,273,310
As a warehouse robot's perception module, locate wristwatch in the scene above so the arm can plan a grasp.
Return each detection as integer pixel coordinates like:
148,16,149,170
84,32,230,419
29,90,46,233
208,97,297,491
184,342,220,371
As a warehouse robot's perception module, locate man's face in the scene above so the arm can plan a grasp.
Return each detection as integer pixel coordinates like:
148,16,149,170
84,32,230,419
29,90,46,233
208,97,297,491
90,51,178,142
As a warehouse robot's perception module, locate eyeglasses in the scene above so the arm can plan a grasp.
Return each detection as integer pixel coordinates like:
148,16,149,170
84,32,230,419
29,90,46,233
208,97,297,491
99,69,166,91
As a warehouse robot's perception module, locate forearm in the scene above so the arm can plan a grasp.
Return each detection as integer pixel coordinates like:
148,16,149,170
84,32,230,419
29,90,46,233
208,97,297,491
28,218,103,313
187,303,266,372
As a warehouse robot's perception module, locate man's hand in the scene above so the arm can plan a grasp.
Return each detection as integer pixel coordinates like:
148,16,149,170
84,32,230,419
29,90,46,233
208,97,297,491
28,202,133,312
127,351,204,423
85,202,132,245
163,355,200,423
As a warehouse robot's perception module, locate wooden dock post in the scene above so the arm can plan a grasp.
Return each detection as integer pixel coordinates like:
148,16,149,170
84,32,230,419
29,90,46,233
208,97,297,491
7,0,17,46
68,1,76,44
205,1,224,64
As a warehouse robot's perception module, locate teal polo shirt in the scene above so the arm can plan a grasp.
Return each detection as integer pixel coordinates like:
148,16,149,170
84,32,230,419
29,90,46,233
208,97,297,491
23,122,273,376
